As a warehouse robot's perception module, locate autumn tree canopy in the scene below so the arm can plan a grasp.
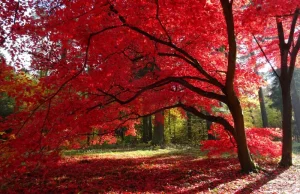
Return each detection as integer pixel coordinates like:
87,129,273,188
0,0,299,176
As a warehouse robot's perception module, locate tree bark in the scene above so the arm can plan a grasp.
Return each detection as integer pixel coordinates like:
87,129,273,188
142,116,149,143
258,87,269,127
205,112,215,140
221,0,256,173
152,111,164,147
148,116,152,141
276,8,299,167
187,111,192,140
280,83,293,166
227,94,256,172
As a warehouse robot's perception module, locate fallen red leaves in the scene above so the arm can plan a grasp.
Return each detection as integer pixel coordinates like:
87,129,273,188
0,151,288,193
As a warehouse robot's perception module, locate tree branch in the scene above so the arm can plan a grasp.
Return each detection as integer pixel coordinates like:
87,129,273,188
154,0,172,42
95,76,227,108
109,4,223,89
287,9,299,48
220,0,236,91
252,34,280,79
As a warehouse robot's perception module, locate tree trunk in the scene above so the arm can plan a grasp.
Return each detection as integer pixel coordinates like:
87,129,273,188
168,110,171,137
148,116,152,141
152,111,164,147
205,112,215,140
291,79,300,141
258,87,269,127
87,135,90,146
142,116,149,143
280,83,293,166
275,10,299,166
187,111,192,140
227,94,256,173
220,0,256,173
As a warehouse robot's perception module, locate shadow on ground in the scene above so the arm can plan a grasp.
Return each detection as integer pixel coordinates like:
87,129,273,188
2,150,290,193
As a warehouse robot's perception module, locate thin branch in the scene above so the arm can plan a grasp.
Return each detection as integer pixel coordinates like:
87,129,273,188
252,34,280,79
287,9,300,49
96,76,227,108
179,103,235,136
158,52,224,88
16,26,119,135
109,4,223,88
86,102,235,138
154,0,172,42
289,31,300,78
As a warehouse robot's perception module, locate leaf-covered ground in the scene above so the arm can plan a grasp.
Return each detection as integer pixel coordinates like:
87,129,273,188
2,147,300,193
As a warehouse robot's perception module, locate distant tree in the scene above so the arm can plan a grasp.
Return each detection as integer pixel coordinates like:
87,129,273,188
152,111,164,147
269,69,300,141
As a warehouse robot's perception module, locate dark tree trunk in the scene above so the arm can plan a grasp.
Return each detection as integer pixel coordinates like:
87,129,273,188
280,83,293,166
87,135,90,146
142,116,152,143
227,94,256,172
187,111,192,140
142,116,149,143
205,112,215,140
258,87,269,127
168,110,171,136
148,116,152,141
275,9,299,167
221,0,256,173
291,79,300,141
152,111,164,147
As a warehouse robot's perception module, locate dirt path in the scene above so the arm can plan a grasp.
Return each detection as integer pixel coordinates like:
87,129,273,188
253,155,300,194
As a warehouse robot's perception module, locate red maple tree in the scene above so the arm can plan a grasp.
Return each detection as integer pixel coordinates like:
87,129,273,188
1,0,298,178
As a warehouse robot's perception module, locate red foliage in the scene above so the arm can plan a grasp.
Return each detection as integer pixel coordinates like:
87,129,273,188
202,124,282,158
0,153,283,193
0,0,298,177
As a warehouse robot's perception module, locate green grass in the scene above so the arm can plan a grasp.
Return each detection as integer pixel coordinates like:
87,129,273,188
63,141,300,159
62,146,206,158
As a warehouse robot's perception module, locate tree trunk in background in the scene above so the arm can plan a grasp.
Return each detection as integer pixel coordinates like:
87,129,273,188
152,111,164,147
258,87,269,127
148,116,152,141
187,111,192,140
168,110,172,137
142,116,152,143
205,112,215,140
291,79,300,141
142,116,149,143
87,135,90,146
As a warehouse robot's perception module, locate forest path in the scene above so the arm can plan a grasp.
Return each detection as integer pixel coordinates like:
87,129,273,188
253,153,300,193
